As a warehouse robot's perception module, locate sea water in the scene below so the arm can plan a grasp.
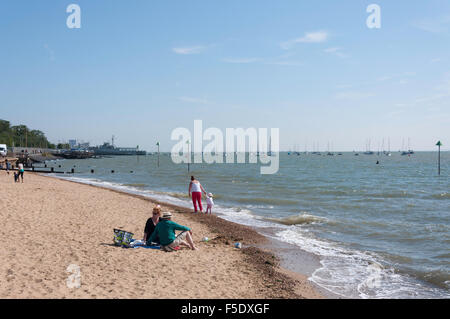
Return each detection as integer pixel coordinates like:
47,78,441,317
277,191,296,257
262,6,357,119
47,152,449,298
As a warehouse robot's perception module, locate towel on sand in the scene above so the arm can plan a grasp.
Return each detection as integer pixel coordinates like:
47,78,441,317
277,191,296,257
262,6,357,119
130,239,160,249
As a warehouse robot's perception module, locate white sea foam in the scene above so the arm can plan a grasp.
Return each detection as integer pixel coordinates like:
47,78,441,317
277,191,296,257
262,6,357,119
214,206,283,229
275,227,450,299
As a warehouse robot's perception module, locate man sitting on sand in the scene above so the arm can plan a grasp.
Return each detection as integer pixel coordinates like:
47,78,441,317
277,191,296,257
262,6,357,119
147,212,198,251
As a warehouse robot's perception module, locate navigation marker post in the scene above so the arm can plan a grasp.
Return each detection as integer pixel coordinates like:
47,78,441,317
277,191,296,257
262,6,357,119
187,140,190,172
436,141,442,176
156,142,160,167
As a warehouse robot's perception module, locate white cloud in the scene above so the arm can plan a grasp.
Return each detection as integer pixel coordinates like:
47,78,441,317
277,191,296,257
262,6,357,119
414,15,450,33
387,110,405,118
281,31,328,49
221,56,303,67
172,46,206,55
377,72,415,82
265,61,303,66
324,47,348,58
178,96,210,104
335,91,375,100
336,84,353,89
324,47,340,53
221,57,261,64
377,75,393,82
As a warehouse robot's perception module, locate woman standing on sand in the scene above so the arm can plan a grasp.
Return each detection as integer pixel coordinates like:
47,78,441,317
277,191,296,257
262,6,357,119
188,176,207,213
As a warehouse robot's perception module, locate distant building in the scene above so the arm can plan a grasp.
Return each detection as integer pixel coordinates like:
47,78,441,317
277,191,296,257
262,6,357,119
79,142,90,149
69,139,77,148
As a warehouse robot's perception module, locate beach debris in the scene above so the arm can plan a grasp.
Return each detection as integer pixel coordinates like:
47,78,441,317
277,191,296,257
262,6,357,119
202,237,209,242
234,242,242,249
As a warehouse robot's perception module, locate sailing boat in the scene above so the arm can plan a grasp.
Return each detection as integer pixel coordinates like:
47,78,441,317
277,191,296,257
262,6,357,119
293,143,301,156
327,142,335,156
385,138,392,156
312,141,321,155
401,138,414,156
364,139,374,155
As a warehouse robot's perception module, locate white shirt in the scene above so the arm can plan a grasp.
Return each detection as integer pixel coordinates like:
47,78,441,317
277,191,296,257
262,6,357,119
18,163,24,170
206,197,214,206
191,181,201,193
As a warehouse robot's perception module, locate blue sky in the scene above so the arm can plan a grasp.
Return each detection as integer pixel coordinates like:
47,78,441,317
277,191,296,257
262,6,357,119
0,0,449,152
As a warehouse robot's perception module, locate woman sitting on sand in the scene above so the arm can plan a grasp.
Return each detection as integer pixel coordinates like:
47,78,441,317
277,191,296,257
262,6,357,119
147,212,198,251
188,176,207,213
143,205,161,245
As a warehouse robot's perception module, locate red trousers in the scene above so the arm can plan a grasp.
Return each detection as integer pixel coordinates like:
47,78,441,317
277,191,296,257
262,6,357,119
192,192,203,212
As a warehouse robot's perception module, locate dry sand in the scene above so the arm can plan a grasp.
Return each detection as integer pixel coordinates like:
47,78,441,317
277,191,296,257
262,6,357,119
0,171,323,299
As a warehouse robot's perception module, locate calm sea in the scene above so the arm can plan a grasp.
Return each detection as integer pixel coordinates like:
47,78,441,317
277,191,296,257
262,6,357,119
47,152,449,298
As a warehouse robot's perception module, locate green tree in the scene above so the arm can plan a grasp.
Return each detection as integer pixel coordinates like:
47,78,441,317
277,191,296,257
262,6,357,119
0,119,55,148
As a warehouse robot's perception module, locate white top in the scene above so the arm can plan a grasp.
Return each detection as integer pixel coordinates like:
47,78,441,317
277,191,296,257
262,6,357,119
18,163,24,170
191,181,201,193
206,197,214,206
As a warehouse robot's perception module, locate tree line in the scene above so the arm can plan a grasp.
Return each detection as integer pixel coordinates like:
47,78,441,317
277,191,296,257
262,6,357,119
0,119,69,149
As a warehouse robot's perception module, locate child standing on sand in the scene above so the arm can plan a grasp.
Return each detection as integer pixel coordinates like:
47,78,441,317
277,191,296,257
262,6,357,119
18,163,24,183
206,193,214,215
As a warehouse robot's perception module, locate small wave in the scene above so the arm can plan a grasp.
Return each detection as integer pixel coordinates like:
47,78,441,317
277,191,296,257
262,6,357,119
266,213,326,226
417,270,450,290
123,183,147,188
234,197,299,205
434,253,450,259
217,207,278,229
428,193,450,200
165,192,190,199
318,190,350,196
275,228,450,298
368,192,412,199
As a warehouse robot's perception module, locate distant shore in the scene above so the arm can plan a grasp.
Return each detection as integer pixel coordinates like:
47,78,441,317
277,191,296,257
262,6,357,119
0,172,324,299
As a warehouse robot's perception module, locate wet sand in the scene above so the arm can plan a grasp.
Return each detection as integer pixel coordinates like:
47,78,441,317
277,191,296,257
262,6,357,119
0,171,324,299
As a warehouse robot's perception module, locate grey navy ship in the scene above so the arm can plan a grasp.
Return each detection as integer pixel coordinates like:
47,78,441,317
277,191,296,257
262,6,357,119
90,136,146,156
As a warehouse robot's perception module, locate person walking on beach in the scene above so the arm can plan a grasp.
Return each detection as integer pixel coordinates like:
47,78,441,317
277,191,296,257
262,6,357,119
188,176,207,213
143,205,161,245
18,162,24,183
147,212,198,251
5,159,10,175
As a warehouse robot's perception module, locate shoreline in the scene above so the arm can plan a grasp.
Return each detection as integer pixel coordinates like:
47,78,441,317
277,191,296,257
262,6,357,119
1,172,325,299
48,173,342,299
49,172,343,299
50,173,329,299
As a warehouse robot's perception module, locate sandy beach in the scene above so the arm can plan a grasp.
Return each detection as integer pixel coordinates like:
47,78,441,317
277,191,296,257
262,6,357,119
0,171,323,299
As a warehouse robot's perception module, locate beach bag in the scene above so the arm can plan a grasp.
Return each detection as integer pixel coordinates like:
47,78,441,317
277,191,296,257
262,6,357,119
113,229,134,247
